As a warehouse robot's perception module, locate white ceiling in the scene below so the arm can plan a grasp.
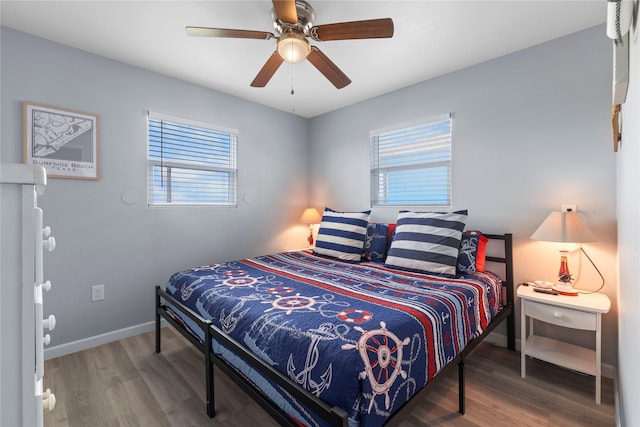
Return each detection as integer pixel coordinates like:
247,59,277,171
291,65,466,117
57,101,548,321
1,1,606,118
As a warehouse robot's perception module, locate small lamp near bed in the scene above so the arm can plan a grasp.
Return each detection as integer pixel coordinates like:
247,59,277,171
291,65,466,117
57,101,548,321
301,208,322,245
531,209,602,295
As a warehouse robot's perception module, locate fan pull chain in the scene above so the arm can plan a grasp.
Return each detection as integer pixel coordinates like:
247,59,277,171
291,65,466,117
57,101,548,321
290,59,295,95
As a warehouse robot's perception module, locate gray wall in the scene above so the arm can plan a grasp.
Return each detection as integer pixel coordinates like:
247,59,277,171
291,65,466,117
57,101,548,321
1,28,311,350
308,25,619,367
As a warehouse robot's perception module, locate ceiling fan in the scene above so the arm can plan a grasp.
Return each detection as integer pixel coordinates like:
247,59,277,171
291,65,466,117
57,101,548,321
185,0,394,89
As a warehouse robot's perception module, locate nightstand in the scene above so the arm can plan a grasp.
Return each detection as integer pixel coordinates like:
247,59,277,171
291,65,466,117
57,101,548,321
518,284,611,404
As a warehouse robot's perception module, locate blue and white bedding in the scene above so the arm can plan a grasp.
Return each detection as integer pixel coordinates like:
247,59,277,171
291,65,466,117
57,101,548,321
164,250,504,427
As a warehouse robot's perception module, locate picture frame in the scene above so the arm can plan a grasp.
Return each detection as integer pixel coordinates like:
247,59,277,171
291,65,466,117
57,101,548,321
23,102,99,180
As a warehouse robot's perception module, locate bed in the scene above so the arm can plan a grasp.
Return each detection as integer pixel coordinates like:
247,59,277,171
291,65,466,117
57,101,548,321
155,211,515,427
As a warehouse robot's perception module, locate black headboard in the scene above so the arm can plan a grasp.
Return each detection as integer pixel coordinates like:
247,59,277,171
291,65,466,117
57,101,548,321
483,233,515,351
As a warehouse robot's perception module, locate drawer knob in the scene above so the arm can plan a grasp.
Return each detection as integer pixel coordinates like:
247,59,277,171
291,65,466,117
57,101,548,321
43,389,56,411
43,314,56,331
43,236,56,252
553,312,562,319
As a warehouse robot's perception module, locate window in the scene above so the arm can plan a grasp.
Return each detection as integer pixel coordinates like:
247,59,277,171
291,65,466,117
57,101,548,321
370,114,452,207
147,112,237,206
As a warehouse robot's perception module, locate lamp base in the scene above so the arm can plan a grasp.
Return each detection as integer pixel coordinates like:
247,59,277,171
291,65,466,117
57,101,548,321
553,283,579,296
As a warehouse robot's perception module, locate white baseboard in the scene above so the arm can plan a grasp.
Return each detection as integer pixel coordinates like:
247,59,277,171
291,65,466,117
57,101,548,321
44,319,168,360
486,331,615,379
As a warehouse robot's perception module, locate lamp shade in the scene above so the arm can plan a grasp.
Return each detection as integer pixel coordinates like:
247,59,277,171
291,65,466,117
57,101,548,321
531,211,596,244
301,208,322,224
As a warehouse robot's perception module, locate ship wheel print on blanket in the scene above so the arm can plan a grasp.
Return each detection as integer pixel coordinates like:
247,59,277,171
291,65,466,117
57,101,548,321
264,293,320,315
175,266,272,302
342,321,411,413
220,269,260,289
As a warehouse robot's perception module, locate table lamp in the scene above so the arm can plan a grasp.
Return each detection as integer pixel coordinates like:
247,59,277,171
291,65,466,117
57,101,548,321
301,208,322,245
531,209,598,294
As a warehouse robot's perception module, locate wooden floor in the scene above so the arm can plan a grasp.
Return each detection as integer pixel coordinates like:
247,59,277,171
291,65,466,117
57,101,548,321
44,327,615,427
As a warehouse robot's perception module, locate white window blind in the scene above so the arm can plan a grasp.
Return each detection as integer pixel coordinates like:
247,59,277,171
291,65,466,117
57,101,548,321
147,112,237,206
370,114,452,207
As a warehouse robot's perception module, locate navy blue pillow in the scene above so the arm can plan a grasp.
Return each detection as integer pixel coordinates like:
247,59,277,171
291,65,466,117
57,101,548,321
457,231,489,276
362,223,389,262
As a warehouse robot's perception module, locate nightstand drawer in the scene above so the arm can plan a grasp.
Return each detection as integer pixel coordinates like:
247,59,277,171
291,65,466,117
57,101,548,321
524,300,596,330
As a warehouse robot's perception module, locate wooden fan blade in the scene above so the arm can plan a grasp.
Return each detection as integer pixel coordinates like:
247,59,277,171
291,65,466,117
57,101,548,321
272,0,298,25
306,46,351,89
310,18,394,41
250,51,284,87
186,26,274,40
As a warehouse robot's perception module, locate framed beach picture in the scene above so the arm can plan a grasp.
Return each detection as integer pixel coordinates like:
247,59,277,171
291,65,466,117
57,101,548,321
23,102,99,180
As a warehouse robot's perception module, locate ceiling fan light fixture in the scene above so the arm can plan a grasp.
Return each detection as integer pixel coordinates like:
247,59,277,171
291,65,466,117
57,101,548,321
188,0,393,89
277,33,310,63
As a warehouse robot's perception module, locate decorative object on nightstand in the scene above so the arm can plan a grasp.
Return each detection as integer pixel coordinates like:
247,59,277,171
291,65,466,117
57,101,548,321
518,284,611,404
301,208,322,245
531,209,603,295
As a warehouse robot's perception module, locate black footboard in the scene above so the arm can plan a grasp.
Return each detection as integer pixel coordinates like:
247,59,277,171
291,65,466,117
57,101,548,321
155,286,349,427
155,287,215,417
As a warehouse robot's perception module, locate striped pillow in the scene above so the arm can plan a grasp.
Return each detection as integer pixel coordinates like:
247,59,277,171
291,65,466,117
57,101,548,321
385,210,468,276
314,208,371,261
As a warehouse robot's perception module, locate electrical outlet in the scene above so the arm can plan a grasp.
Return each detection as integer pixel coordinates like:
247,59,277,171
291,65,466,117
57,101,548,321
91,284,104,302
561,204,577,213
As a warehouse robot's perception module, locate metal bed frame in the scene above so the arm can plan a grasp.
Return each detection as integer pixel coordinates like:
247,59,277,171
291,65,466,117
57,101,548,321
155,233,515,426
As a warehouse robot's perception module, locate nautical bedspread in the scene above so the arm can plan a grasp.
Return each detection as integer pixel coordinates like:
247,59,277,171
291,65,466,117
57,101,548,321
164,250,503,427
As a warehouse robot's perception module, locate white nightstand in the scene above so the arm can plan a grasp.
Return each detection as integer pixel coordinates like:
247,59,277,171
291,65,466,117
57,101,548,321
518,284,611,404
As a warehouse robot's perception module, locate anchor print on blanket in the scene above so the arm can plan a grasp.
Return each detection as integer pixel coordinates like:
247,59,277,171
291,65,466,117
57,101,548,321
342,321,411,413
219,300,250,334
179,275,216,301
286,323,342,397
